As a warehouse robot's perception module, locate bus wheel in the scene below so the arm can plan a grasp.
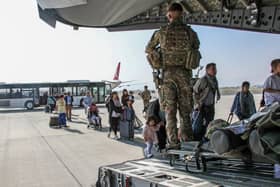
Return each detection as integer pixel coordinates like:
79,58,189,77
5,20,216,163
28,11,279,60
25,101,34,110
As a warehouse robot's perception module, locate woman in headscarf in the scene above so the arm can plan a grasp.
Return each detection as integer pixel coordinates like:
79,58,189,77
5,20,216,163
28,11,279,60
121,89,129,106
108,92,123,139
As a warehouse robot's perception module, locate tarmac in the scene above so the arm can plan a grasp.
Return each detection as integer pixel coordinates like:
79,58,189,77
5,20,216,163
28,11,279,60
0,107,145,187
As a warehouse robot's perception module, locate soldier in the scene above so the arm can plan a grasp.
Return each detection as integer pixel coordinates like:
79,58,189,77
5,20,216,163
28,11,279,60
145,3,201,149
141,86,151,112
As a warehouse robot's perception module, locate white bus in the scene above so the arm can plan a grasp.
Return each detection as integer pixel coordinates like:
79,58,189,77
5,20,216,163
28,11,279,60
0,81,111,110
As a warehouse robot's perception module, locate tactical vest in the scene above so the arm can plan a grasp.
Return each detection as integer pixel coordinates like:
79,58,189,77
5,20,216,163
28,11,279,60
161,24,191,67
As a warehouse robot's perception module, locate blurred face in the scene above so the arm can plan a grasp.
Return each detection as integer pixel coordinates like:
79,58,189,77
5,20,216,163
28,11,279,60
148,120,156,126
275,63,280,74
87,92,90,96
242,85,250,93
127,100,133,106
124,91,128,95
112,94,118,100
207,66,217,77
166,11,182,23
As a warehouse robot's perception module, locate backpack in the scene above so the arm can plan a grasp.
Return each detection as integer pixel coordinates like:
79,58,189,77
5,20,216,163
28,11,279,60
146,99,165,122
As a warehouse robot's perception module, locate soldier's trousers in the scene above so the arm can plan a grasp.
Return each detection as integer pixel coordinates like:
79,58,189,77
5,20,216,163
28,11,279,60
143,100,150,111
161,68,194,146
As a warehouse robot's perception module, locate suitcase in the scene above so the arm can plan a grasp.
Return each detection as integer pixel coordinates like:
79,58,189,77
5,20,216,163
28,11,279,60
120,120,134,140
49,115,59,127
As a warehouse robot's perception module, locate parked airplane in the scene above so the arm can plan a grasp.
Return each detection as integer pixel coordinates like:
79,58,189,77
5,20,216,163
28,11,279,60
103,62,136,90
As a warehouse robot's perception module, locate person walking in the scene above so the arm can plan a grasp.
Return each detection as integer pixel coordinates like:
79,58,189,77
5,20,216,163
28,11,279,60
65,92,73,121
263,59,280,106
56,95,67,128
193,63,221,141
230,81,257,120
83,91,93,115
145,3,201,149
47,95,56,113
108,92,123,139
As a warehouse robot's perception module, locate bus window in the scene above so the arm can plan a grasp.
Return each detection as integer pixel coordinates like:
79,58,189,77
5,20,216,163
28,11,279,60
0,89,9,99
11,88,22,98
22,89,34,98
63,87,73,95
77,86,87,96
39,88,49,96
105,84,112,96
98,86,105,103
51,87,64,96
92,87,98,100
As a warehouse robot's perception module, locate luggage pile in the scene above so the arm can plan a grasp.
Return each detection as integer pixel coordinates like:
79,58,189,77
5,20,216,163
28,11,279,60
206,103,280,163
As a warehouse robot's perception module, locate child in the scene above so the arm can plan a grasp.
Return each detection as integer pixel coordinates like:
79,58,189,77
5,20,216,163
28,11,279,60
125,96,135,121
88,103,101,127
143,116,162,158
56,95,67,128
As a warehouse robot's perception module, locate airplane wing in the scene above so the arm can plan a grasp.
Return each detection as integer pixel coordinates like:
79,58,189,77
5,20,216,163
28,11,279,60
117,82,149,88
36,0,280,34
37,0,164,28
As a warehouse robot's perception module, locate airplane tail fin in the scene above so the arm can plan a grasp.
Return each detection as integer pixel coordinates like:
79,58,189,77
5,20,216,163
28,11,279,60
113,62,121,81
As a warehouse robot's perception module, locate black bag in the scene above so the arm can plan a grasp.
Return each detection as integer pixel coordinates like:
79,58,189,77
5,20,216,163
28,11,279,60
49,116,59,127
146,99,165,121
156,125,167,150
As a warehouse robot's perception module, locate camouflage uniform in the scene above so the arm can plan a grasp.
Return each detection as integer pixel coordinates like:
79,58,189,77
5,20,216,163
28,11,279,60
146,18,200,147
141,89,151,110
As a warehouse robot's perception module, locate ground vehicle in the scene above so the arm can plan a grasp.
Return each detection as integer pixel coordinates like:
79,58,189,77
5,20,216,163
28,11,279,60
96,158,279,187
0,81,111,109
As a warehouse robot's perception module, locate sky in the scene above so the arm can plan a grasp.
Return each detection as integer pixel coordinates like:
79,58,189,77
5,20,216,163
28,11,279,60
0,1,280,89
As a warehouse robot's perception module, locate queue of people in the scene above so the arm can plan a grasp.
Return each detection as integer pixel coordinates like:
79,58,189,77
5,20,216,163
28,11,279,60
44,58,280,161
107,90,135,139
141,59,280,158
46,91,96,127
191,59,280,143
